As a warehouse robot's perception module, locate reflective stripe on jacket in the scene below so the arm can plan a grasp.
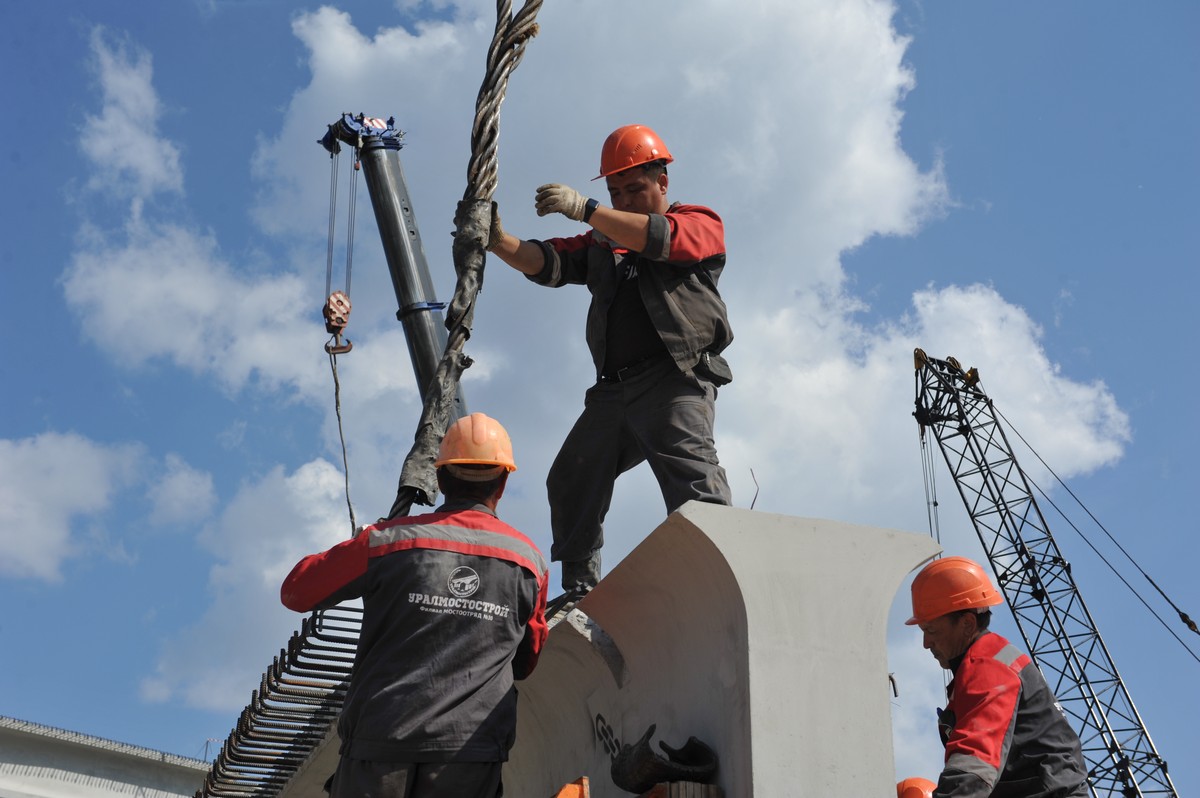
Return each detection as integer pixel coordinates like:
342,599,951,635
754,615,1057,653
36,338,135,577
937,632,1088,797
281,501,548,763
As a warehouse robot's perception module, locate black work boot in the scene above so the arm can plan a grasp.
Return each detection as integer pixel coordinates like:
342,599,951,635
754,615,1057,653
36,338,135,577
560,553,601,594
548,554,601,619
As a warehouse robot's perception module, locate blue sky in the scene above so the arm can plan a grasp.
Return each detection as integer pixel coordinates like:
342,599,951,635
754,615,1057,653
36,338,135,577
1,0,1196,791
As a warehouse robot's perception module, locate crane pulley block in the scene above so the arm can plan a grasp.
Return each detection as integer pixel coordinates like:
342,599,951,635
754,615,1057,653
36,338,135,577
320,113,404,156
323,290,352,355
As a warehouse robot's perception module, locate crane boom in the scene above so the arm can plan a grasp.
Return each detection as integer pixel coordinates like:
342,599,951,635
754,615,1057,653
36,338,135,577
320,113,466,416
912,348,1176,798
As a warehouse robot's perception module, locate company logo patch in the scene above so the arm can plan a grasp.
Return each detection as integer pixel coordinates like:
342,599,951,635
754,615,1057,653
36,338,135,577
448,566,480,598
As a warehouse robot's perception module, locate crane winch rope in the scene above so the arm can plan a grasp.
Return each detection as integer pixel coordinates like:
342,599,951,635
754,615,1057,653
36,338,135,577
321,137,360,357
320,136,365,535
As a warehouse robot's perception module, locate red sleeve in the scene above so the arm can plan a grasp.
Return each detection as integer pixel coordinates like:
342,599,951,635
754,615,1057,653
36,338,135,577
513,570,550,679
280,534,370,612
945,656,1021,771
664,205,725,262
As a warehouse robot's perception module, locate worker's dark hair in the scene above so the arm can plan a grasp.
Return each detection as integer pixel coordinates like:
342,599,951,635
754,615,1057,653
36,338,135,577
950,608,993,631
640,159,669,179
437,467,507,503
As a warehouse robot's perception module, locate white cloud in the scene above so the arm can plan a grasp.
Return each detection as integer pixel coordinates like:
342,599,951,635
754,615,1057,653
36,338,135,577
251,5,476,240
82,28,183,200
147,454,217,526
908,284,1130,478
66,18,429,410
712,282,1130,535
0,433,142,581
142,458,355,711
62,218,330,397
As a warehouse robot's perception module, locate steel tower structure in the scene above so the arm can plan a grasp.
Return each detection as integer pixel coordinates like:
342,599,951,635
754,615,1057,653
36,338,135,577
912,348,1176,797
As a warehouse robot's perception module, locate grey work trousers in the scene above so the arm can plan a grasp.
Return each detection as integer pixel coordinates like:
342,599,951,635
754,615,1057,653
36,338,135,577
328,758,502,798
548,357,731,588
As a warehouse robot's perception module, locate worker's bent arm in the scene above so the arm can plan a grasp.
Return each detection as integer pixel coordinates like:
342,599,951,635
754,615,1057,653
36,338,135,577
280,535,369,612
587,205,651,253
939,657,1022,796
490,233,545,276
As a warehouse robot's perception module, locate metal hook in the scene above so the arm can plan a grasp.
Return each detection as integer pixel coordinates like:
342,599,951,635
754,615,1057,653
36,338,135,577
325,334,353,356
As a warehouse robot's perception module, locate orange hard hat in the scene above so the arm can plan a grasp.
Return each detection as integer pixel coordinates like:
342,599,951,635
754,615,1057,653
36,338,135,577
435,412,517,477
897,776,937,798
596,124,674,179
905,556,1003,625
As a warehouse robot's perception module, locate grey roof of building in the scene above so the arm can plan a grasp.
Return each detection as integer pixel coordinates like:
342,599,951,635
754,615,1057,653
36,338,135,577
0,714,211,771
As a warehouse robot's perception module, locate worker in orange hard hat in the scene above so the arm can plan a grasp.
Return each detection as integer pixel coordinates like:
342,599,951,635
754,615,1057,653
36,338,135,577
281,412,548,798
487,124,733,601
897,776,936,798
906,556,1088,797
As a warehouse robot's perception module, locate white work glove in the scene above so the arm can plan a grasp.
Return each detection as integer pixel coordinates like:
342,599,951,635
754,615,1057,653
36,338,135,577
535,183,589,222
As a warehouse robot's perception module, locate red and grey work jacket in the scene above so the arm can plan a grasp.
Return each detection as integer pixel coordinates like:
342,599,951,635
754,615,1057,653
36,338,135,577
281,501,549,763
529,202,733,376
937,632,1088,797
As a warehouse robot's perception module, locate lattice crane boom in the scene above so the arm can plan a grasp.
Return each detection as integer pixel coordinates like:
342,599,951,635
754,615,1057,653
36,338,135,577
912,348,1176,798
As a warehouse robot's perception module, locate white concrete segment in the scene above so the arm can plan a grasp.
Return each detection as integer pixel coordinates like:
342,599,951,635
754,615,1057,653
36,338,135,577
504,501,941,797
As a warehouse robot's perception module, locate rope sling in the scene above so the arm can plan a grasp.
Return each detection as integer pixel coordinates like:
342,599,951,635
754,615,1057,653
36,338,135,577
382,0,543,521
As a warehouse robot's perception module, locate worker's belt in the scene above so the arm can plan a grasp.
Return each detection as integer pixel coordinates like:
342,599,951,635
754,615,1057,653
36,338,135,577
599,354,672,383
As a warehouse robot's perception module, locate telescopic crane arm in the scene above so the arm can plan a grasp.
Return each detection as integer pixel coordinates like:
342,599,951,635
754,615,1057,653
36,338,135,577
320,113,467,417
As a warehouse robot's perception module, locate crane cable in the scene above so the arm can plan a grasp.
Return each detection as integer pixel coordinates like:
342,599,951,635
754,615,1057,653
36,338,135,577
991,406,1200,663
324,146,340,298
322,143,362,535
383,0,543,522
917,427,952,695
918,424,944,547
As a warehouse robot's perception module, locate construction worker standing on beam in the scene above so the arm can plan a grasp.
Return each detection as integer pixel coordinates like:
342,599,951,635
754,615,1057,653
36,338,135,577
281,413,548,798
488,124,733,597
906,556,1089,797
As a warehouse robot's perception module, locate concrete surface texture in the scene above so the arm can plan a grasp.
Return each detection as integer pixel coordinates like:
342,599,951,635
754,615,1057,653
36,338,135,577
504,501,940,797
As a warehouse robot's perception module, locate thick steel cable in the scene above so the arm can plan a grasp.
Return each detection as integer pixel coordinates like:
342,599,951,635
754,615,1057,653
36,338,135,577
386,0,542,520
918,426,944,547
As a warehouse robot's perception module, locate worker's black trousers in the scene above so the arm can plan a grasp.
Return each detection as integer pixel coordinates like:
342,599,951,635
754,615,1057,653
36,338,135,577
329,758,502,798
548,358,731,589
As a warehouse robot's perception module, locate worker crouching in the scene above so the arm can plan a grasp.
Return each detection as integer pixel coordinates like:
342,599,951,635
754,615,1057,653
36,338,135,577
907,556,1089,797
